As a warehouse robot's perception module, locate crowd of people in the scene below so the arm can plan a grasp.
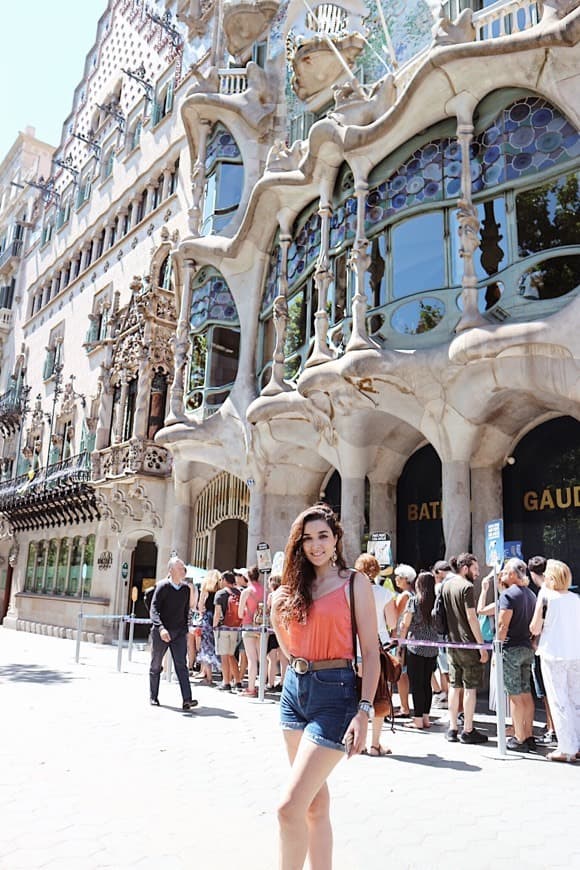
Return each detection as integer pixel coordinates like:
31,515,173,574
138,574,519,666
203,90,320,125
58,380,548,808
145,507,580,869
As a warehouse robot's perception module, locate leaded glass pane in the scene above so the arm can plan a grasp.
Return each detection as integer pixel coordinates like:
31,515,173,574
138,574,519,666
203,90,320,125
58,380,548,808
516,172,580,257
392,213,445,298
190,274,238,331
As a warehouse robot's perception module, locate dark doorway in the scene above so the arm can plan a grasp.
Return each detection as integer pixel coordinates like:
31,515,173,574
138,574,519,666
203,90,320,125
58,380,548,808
129,537,158,639
503,416,580,579
397,445,444,570
214,519,248,570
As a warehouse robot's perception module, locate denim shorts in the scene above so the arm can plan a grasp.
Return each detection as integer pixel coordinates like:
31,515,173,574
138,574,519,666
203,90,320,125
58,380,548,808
280,666,358,752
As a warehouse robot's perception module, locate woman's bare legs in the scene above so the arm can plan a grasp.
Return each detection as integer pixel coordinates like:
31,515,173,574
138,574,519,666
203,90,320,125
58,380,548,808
243,634,260,693
397,672,410,715
279,730,343,870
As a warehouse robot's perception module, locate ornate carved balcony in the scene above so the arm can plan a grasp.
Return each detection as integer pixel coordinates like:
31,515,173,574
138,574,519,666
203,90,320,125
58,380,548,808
0,239,22,271
91,438,172,482
0,452,98,531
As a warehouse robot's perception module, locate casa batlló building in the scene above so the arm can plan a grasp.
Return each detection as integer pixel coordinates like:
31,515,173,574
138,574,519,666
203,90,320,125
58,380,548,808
0,0,579,636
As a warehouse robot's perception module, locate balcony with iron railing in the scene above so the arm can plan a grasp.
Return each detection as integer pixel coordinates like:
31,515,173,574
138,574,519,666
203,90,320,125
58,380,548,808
0,452,99,532
0,238,23,271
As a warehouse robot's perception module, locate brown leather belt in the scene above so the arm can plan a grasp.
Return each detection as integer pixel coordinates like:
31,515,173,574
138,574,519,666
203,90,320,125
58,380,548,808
289,657,353,675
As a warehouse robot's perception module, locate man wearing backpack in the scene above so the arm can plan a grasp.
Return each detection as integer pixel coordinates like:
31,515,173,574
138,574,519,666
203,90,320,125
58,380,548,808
213,570,242,691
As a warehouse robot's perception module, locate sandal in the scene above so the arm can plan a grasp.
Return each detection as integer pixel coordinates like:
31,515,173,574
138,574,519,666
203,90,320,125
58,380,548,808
369,745,392,757
547,751,577,763
403,722,425,730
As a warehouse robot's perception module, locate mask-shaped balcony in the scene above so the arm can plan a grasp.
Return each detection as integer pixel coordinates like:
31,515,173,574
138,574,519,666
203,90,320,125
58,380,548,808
222,0,279,63
288,3,365,103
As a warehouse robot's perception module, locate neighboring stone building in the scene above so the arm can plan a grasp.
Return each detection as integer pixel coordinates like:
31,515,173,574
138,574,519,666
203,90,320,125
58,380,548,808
1,0,580,635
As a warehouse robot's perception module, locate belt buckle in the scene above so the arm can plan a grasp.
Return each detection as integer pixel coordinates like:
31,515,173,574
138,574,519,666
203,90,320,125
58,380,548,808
293,657,309,674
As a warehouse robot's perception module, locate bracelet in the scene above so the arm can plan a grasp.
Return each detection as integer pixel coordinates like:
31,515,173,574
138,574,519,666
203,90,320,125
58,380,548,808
359,699,372,706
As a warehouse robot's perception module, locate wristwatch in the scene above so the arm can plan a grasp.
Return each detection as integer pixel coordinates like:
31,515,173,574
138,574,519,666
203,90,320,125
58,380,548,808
358,700,374,718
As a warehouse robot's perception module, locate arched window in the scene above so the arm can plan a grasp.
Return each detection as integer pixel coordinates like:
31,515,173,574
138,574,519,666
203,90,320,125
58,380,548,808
202,124,244,235
56,539,70,594
67,537,82,595
152,80,174,125
186,268,240,416
82,535,95,596
147,370,168,439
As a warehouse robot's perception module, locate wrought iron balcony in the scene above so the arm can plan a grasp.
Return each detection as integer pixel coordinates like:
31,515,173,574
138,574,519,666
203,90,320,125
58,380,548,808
0,239,23,270
0,384,28,435
91,438,172,482
0,452,98,531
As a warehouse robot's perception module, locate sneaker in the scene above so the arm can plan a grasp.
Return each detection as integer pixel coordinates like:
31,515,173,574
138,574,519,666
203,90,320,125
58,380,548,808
182,699,199,711
459,728,488,744
457,712,465,726
433,695,448,709
150,698,160,707
234,682,243,691
539,730,557,745
216,683,232,691
506,736,528,752
446,729,459,743
526,736,538,752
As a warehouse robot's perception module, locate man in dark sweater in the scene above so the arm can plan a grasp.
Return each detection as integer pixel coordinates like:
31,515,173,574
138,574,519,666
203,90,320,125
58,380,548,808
149,556,197,710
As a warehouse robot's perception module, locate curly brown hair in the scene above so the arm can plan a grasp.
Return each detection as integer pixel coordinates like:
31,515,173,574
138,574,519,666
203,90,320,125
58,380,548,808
279,504,347,625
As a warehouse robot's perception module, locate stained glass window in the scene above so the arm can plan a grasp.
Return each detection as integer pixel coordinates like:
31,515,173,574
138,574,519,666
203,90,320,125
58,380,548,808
471,97,580,193
190,272,239,332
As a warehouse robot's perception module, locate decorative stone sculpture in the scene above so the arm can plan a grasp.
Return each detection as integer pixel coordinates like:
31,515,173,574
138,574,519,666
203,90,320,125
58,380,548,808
540,0,578,23
432,8,475,46
290,33,366,101
329,73,396,127
265,139,307,172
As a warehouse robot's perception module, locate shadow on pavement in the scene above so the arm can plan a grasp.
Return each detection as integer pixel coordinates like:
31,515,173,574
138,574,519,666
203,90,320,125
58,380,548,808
0,663,74,683
160,704,238,719
388,752,482,772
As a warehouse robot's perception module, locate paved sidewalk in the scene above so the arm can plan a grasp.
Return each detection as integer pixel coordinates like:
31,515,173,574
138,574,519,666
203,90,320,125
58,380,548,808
0,628,577,870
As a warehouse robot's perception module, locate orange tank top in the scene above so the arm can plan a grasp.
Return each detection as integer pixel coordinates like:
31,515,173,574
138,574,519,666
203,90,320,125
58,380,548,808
278,579,354,661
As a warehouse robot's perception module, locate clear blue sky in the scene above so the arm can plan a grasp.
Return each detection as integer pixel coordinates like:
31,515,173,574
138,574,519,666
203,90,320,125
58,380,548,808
0,0,109,156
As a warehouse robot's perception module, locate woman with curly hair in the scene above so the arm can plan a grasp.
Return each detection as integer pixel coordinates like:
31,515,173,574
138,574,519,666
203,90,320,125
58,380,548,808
271,504,379,870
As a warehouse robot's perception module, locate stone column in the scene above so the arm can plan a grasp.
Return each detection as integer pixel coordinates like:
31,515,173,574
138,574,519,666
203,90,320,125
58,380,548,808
94,366,113,451
189,120,211,235
162,168,173,200
450,93,487,332
340,475,366,566
471,465,503,569
247,488,311,561
130,197,140,228
441,460,471,559
132,360,152,440
262,231,293,396
167,258,196,423
145,184,156,215
171,498,192,562
346,178,379,352
369,479,396,547
306,192,333,366
114,375,129,444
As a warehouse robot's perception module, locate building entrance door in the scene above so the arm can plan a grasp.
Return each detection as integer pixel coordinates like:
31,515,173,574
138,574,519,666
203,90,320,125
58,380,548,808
397,445,444,568
128,537,158,639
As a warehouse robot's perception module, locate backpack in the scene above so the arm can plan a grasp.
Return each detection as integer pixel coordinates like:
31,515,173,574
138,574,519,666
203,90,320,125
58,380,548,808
432,587,448,637
222,588,242,628
253,601,265,627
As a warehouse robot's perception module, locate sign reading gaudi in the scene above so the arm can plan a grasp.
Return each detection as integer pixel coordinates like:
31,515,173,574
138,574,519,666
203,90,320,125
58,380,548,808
523,486,580,511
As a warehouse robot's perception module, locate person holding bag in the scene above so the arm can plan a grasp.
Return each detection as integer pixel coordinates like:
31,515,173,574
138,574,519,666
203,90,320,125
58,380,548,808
271,504,379,870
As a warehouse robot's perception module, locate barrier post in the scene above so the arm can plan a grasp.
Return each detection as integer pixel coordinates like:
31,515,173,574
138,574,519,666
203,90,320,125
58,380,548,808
165,653,173,682
75,612,83,663
493,563,507,756
127,616,135,662
116,617,124,672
